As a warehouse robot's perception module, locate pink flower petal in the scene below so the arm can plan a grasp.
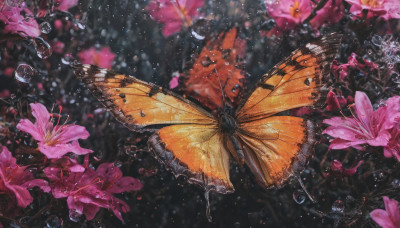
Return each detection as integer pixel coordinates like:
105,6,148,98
56,125,90,143
16,119,44,141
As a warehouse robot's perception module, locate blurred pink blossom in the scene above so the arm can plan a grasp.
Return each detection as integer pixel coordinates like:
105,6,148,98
370,196,400,228
265,0,312,34
78,47,116,69
330,160,364,176
0,3,40,37
44,163,142,221
169,76,179,89
345,0,400,20
0,146,50,208
310,0,345,29
332,53,378,81
52,41,65,54
322,91,391,150
146,0,204,37
16,103,93,159
54,0,78,11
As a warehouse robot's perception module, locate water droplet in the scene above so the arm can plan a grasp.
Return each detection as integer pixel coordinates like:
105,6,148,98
331,200,345,213
190,19,211,40
33,37,52,59
224,61,230,66
15,64,35,83
114,161,122,167
191,29,205,40
68,209,81,222
392,179,400,188
61,54,75,65
75,21,86,30
201,56,215,67
261,18,276,30
45,215,62,228
293,189,306,204
40,22,52,34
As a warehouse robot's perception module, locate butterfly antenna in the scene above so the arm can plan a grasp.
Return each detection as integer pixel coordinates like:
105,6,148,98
297,176,317,204
214,67,227,107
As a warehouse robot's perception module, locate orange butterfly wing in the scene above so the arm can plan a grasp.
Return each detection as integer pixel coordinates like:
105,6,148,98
74,65,234,193
236,34,342,188
184,27,245,110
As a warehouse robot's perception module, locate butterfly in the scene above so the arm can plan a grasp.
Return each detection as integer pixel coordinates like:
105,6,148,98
74,29,342,195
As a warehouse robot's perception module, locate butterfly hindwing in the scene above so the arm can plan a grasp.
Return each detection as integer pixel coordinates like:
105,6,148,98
235,34,342,188
149,125,234,193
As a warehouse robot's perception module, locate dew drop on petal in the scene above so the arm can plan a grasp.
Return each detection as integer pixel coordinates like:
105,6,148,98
40,22,52,34
292,189,306,204
15,64,35,83
33,37,53,59
331,200,345,213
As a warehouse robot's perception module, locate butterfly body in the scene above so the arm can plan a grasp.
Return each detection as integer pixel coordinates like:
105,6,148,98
74,30,342,194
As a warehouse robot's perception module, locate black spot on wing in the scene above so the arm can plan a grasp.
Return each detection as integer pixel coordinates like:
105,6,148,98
260,83,275,90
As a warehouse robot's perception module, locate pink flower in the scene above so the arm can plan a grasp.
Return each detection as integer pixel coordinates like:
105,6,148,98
0,3,40,37
345,0,400,20
322,91,391,150
146,0,204,37
266,0,312,34
44,163,142,222
16,103,93,159
330,160,364,176
332,53,378,81
54,0,78,11
0,146,50,208
310,0,345,29
370,196,400,228
78,47,116,69
384,127,400,162
325,91,346,111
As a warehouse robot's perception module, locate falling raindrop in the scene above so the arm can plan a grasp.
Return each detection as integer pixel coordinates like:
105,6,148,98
15,64,35,83
292,189,306,204
40,22,52,34
75,21,86,30
331,200,345,213
33,37,53,59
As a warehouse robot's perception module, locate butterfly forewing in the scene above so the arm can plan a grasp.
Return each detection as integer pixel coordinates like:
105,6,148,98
74,65,216,131
236,34,342,188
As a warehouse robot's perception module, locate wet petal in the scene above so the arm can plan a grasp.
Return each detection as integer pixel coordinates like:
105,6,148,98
354,91,373,121
370,209,394,228
30,103,51,131
22,179,51,192
16,119,44,141
56,125,90,143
